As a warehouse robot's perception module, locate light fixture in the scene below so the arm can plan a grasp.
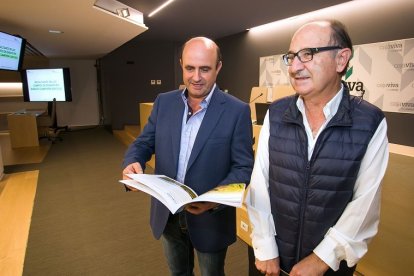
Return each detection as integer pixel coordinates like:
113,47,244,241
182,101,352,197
93,0,147,28
116,8,130,18
0,82,23,97
148,0,175,17
249,1,356,34
49,30,64,34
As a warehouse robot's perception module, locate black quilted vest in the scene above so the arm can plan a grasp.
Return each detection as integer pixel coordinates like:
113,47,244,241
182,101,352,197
268,84,384,272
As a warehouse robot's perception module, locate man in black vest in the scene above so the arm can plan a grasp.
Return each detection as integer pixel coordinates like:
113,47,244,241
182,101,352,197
246,20,389,275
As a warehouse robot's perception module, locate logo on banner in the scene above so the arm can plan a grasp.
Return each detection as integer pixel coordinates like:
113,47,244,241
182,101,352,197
377,82,399,91
264,56,277,66
389,101,414,112
344,64,365,98
379,42,403,52
394,62,414,71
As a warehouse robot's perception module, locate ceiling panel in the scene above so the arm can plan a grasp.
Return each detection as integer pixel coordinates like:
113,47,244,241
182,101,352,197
0,0,352,58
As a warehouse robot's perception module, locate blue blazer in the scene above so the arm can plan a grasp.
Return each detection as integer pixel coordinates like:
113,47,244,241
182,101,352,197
123,87,254,252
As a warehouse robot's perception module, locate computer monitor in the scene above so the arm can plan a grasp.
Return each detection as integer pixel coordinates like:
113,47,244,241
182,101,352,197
255,102,270,125
21,68,72,102
0,30,26,71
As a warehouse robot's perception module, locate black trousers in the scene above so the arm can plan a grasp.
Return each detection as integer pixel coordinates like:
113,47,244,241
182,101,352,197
325,260,356,276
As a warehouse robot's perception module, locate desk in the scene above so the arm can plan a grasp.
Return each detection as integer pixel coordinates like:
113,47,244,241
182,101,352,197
252,124,262,156
0,144,3,179
139,103,153,131
7,110,45,148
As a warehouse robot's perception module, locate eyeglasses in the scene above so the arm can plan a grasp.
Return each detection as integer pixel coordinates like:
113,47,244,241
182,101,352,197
282,46,343,66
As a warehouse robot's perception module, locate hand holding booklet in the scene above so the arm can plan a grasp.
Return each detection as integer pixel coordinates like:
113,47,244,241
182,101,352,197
120,174,246,214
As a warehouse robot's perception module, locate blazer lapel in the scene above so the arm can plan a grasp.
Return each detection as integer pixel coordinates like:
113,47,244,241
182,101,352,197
170,93,184,172
186,89,225,172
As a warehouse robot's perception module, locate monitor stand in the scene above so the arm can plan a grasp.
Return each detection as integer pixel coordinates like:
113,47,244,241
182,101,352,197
47,100,68,142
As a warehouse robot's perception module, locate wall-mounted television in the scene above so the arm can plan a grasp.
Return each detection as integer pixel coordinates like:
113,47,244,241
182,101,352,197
21,68,72,102
0,31,26,71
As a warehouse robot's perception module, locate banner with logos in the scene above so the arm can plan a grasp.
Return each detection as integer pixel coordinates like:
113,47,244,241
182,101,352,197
259,54,290,87
259,38,414,114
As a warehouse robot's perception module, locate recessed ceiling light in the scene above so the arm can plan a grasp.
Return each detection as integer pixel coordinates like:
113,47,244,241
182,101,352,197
49,30,64,34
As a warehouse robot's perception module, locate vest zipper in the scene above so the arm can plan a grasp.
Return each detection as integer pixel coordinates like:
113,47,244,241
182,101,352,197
296,159,311,263
295,125,329,263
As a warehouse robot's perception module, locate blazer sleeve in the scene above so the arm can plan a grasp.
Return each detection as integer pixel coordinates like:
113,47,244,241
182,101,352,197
218,103,254,186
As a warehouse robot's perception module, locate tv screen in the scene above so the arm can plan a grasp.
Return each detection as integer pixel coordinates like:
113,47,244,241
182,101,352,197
0,31,26,71
21,68,72,102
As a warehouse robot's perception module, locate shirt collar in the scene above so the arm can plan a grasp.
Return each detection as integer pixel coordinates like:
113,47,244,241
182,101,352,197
296,83,344,120
181,83,216,109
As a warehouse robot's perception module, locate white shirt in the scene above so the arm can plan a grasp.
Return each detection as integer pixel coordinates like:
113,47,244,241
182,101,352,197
245,87,389,271
176,84,215,183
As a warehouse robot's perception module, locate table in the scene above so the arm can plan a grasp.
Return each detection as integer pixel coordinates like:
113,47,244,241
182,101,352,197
7,109,45,148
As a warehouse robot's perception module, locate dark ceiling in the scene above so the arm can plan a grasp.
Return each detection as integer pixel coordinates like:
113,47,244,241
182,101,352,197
121,0,352,42
0,0,352,59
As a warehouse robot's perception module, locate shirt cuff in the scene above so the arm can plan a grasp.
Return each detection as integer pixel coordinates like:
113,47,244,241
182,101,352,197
314,233,341,271
316,227,365,271
251,236,279,261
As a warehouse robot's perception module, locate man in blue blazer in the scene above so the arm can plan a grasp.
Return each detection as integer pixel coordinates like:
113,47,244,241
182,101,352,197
122,37,254,276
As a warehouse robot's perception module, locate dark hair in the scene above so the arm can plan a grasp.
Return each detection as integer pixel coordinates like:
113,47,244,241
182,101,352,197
215,46,223,68
181,37,222,68
328,20,353,76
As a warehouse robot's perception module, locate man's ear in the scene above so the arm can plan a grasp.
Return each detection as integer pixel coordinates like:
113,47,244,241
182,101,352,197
216,60,223,73
336,48,352,73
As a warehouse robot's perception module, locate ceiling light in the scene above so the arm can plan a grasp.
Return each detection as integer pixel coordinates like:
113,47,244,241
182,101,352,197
116,8,130,18
93,0,147,28
249,1,356,34
148,0,175,17
49,30,64,34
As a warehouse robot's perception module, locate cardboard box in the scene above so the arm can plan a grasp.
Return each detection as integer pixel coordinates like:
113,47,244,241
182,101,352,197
236,203,252,246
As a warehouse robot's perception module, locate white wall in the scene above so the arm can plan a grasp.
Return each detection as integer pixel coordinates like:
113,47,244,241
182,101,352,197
49,59,100,128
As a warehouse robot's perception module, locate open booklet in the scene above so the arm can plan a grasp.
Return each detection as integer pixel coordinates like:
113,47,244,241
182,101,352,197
120,174,246,214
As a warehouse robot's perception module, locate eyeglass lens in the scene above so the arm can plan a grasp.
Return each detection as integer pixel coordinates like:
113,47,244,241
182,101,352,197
284,49,313,65
283,46,343,66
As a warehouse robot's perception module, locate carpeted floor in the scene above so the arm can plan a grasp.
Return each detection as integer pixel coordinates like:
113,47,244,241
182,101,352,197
13,127,248,275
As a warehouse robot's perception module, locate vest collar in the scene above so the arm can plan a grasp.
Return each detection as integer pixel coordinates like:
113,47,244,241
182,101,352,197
282,81,353,128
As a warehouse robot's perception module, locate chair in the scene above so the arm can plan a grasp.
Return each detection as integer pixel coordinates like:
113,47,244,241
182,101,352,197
36,98,66,142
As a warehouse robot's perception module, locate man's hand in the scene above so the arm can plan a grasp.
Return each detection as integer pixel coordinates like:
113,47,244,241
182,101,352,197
255,257,280,276
289,253,329,276
185,202,219,215
122,162,143,191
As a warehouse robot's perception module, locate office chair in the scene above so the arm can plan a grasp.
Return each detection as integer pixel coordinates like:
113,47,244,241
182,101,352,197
36,98,67,142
